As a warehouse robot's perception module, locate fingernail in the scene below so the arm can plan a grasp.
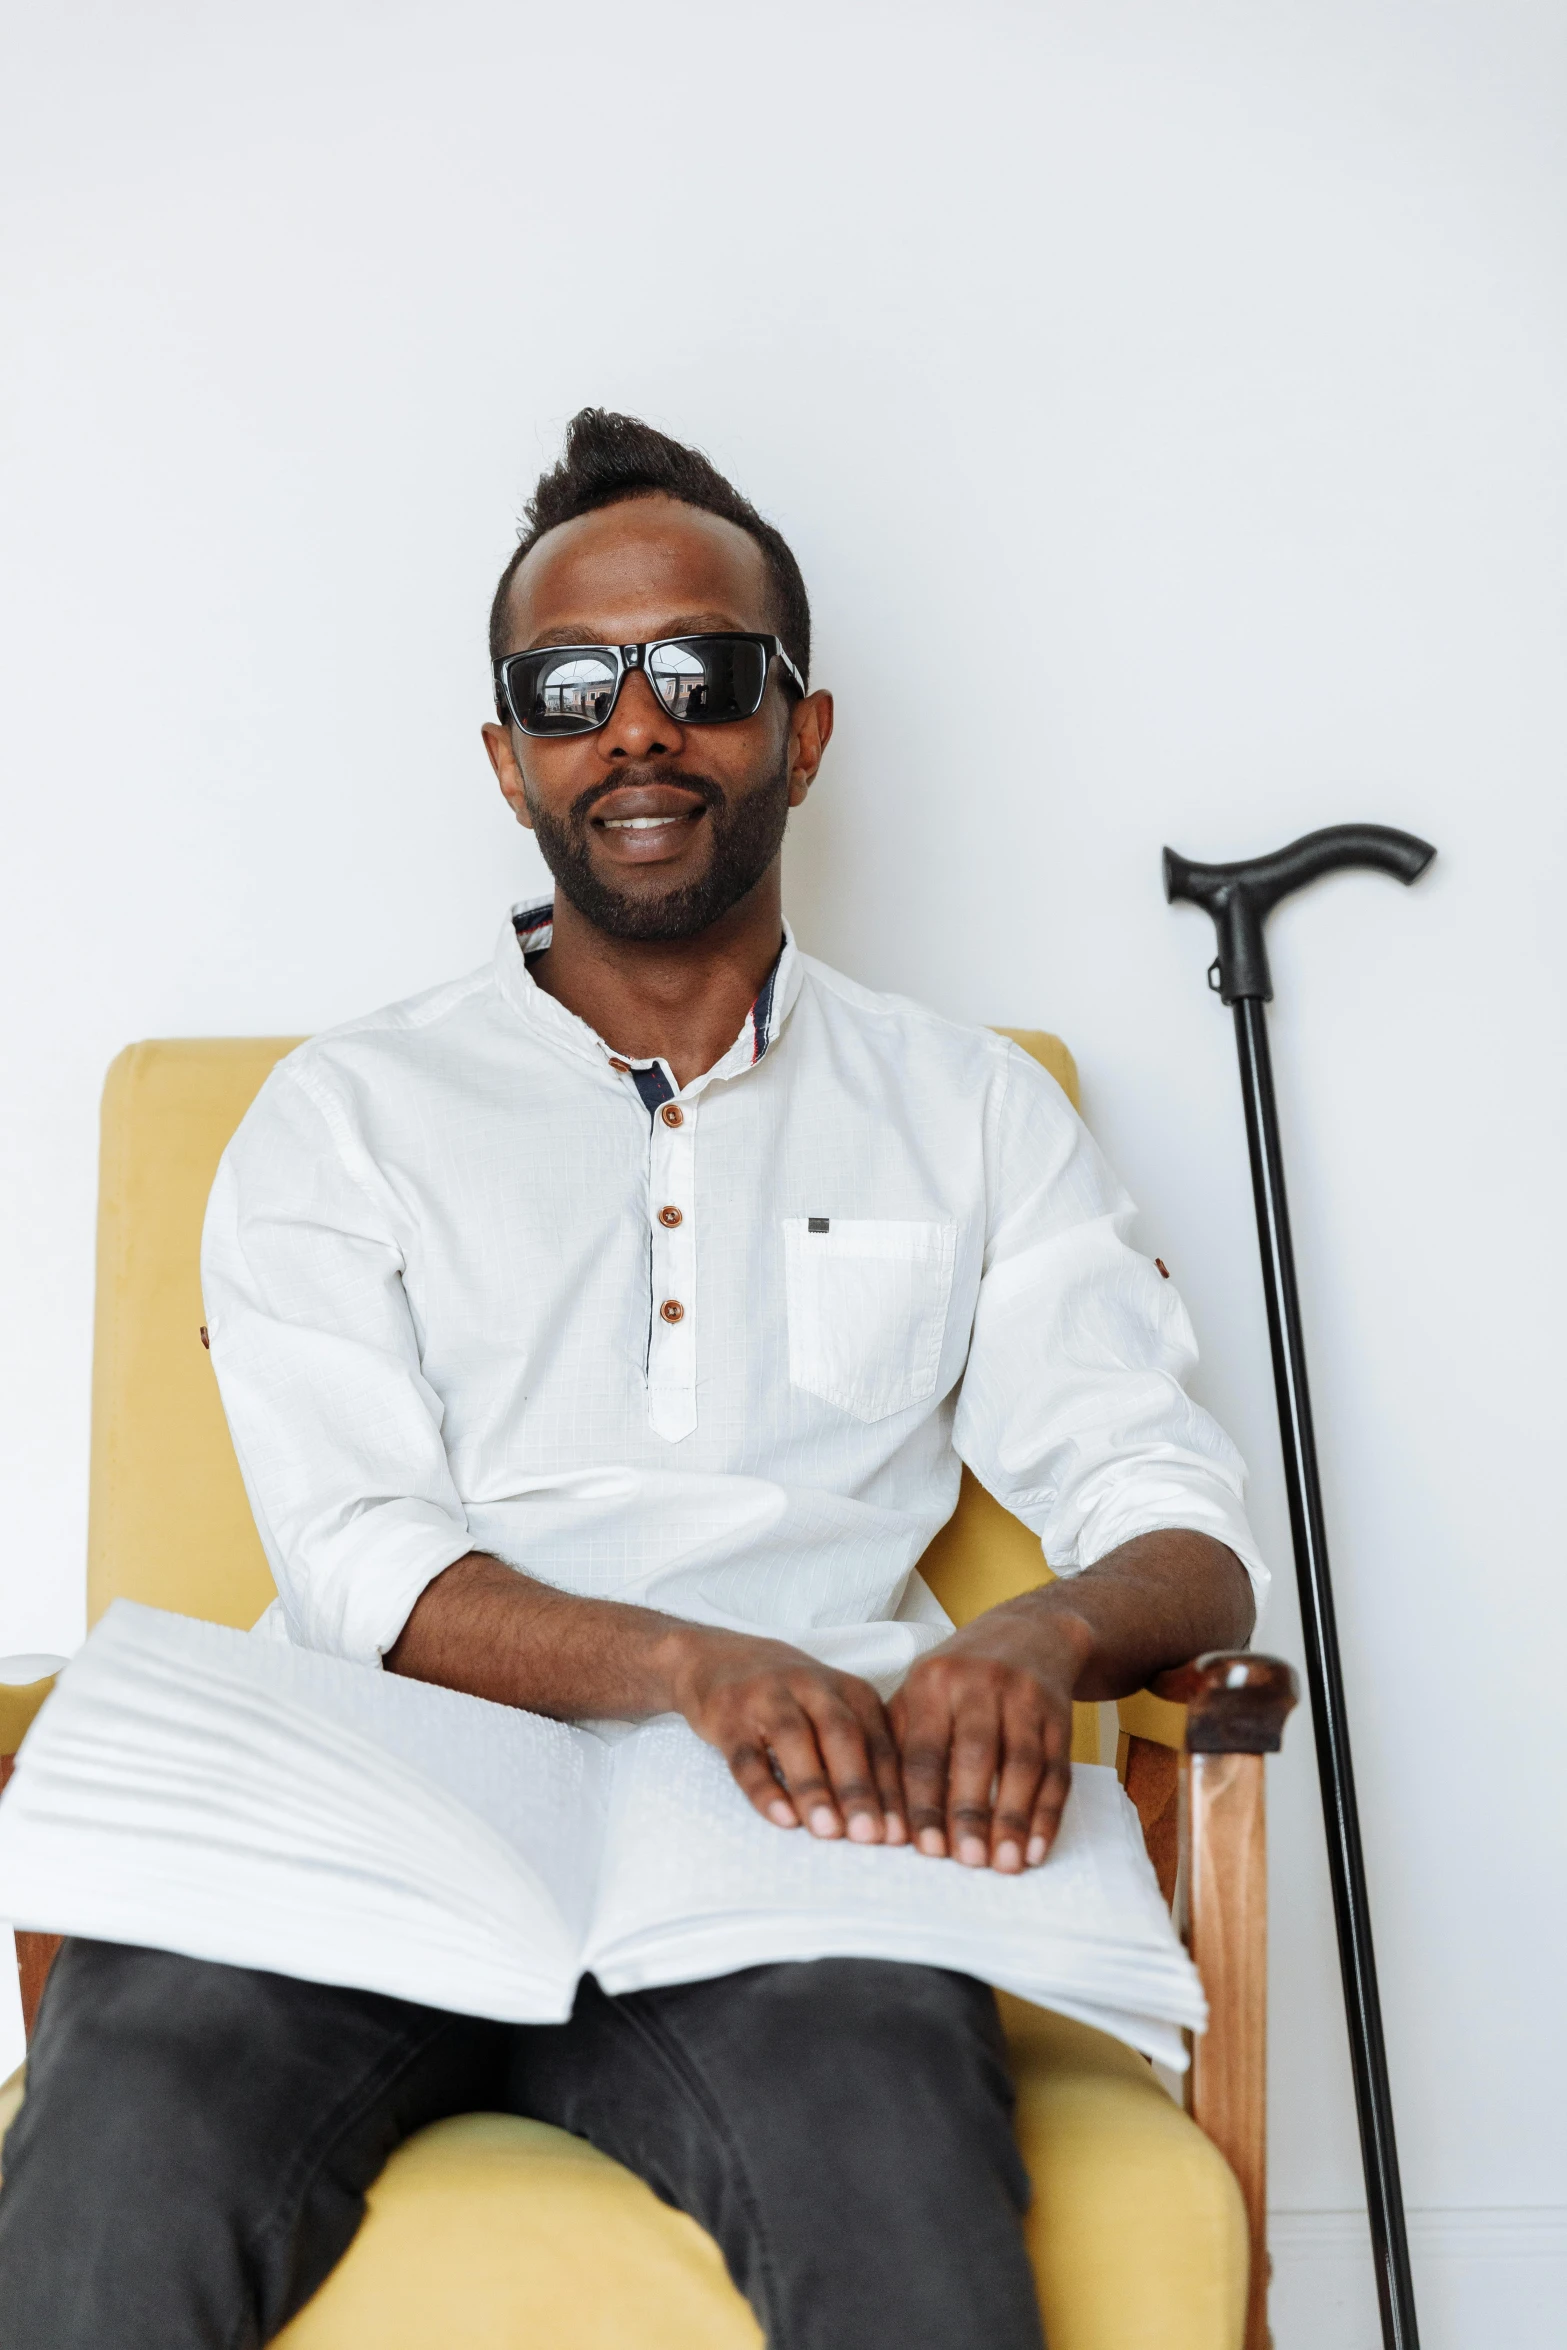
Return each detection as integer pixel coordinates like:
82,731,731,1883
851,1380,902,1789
846,1812,879,1843
809,1805,840,1837
995,1841,1021,1872
958,1836,988,1867
1026,1835,1047,1866
884,1813,908,1845
916,1827,946,1856
768,1800,798,1828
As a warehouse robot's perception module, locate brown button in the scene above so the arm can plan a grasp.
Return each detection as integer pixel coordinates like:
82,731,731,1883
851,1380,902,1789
658,1205,683,1228
199,1325,210,1350
1155,1258,1170,1279
608,1057,630,1074
661,1103,684,1128
660,1298,685,1323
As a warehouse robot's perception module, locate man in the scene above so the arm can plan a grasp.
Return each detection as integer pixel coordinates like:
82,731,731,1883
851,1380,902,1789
0,410,1265,2349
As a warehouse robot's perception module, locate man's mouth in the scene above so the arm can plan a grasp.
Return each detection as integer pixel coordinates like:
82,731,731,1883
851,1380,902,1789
597,812,703,832
581,782,716,860
550,770,727,876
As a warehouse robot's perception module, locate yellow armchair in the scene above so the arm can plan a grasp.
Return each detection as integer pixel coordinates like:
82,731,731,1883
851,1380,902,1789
0,1033,1296,2350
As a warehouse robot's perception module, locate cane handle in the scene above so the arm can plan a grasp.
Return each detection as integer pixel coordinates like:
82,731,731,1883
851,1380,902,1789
1163,823,1436,1003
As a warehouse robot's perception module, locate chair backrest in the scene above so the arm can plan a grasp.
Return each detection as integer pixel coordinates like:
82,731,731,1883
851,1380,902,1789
88,1039,303,1631
87,1027,1094,1751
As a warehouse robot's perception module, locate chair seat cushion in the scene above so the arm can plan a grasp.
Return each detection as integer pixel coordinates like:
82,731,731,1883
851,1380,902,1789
271,2005,1245,2350
276,2110,759,2350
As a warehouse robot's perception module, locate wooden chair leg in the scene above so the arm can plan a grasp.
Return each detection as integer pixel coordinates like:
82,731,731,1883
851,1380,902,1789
1,1748,64,2040
1185,1749,1269,2350
1123,1732,1180,1907
15,1931,62,2040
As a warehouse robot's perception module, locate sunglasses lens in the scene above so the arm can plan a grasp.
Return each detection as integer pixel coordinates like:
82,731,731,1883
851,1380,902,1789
648,637,768,724
512,648,620,734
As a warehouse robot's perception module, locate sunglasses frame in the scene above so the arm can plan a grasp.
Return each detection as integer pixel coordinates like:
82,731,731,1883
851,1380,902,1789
494,633,805,738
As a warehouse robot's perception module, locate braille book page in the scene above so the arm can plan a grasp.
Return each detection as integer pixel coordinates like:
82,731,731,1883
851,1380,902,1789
0,1604,1202,2064
583,1715,1203,2065
0,1604,604,2022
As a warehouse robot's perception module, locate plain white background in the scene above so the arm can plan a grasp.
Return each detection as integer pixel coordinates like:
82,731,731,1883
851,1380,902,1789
2,3,1564,2341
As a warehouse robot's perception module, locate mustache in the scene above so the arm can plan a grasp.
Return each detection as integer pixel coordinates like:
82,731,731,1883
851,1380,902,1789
569,766,727,827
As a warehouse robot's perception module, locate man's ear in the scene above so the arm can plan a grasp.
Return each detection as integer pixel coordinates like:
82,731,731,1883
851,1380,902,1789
482,722,535,831
787,689,834,810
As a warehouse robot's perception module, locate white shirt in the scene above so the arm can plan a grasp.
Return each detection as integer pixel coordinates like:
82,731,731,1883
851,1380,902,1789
201,906,1268,1688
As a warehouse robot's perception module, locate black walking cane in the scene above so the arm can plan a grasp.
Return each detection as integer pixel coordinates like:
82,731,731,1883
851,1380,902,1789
1163,824,1435,2350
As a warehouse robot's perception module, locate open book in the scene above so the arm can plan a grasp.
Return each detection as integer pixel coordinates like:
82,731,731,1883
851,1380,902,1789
0,1603,1205,2068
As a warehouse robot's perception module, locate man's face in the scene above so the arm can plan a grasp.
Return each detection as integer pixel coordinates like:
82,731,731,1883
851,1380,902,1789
482,495,832,941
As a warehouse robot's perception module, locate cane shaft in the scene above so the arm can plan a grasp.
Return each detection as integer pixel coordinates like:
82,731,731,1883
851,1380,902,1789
1233,996,1420,2350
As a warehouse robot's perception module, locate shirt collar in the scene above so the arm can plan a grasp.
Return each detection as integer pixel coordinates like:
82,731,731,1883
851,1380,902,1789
492,900,803,1094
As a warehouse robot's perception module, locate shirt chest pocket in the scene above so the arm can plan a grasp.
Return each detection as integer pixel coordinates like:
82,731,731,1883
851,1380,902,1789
782,1218,958,1423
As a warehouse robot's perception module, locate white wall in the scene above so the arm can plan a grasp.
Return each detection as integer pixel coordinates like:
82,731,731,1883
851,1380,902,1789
3,3,1564,2339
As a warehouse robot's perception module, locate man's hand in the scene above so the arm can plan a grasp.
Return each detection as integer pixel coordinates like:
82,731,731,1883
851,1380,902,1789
672,1629,907,1847
889,1529,1255,1873
890,1610,1082,1875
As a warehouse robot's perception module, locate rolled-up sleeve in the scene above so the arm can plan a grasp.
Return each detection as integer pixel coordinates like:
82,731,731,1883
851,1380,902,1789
200,1060,474,1664
953,1044,1270,1618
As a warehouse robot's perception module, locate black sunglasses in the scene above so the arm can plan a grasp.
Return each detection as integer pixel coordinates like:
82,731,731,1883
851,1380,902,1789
494,633,805,738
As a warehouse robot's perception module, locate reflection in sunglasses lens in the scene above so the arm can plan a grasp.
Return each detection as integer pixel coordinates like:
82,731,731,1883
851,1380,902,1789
649,638,766,724
648,640,709,720
529,650,618,733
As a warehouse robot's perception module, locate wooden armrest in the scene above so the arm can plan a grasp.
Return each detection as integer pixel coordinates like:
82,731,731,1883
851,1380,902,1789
0,1663,64,1765
1132,1654,1296,2350
1119,1650,1297,1754
1149,1651,1298,1750
1117,1653,1297,1912
1116,1655,1298,2348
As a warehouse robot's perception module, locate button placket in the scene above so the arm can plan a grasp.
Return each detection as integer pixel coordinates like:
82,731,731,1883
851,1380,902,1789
647,1094,697,1441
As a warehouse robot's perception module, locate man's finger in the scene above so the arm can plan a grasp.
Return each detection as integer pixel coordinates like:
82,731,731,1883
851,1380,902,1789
945,1692,1004,1869
724,1735,803,1831
853,1700,909,1846
1026,1732,1074,1865
800,1691,888,1843
989,1694,1048,1872
891,1680,953,1857
764,1705,845,1838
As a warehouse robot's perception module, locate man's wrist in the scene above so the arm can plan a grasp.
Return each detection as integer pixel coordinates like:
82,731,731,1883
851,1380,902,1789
654,1618,728,1716
944,1591,1095,1696
658,1620,823,1720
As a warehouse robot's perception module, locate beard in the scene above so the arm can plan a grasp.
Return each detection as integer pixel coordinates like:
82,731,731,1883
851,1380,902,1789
524,752,793,942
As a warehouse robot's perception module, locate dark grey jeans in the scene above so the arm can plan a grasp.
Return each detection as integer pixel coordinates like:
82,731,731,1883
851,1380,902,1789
0,1940,1044,2350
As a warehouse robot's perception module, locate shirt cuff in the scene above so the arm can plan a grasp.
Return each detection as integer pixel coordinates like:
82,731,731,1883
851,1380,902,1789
1055,1482,1272,1630
284,1510,479,1667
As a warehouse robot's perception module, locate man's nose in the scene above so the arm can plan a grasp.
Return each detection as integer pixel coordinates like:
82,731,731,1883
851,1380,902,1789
598,667,684,760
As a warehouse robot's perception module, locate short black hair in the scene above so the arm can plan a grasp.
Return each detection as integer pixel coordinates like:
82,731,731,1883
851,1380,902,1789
488,408,811,687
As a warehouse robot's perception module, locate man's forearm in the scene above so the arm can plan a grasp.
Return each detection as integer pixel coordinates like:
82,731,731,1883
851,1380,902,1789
385,1551,698,1717
991,1528,1256,1701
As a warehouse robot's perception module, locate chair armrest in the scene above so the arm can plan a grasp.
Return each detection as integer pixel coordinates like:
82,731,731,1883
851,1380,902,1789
1149,1651,1298,1750
1114,1656,1297,2350
1116,1654,1298,1918
1119,1650,1298,1754
1153,1655,1296,2350
0,1660,65,1769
